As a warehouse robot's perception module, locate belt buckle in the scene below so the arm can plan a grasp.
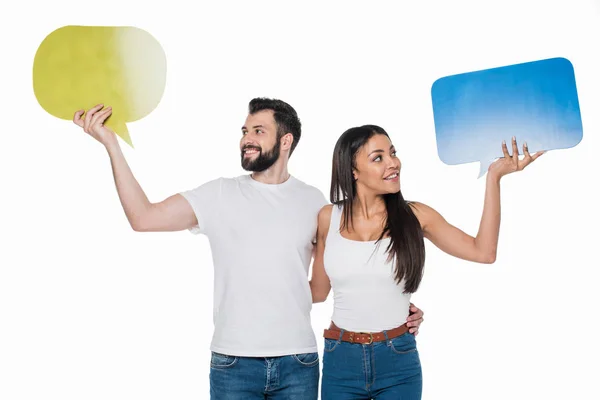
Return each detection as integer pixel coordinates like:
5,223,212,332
358,332,374,344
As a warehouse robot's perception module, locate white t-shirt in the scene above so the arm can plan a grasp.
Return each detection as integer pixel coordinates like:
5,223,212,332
180,174,328,357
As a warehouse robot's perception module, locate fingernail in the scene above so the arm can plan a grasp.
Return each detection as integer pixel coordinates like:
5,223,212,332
512,136,516,141
502,140,506,145
524,141,528,147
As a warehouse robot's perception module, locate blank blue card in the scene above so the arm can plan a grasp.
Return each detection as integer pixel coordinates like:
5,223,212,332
431,57,583,177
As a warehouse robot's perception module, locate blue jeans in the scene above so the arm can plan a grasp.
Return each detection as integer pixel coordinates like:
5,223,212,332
209,351,320,399
321,331,422,399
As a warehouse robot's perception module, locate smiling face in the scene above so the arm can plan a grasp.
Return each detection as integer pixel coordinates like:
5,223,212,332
353,133,401,195
240,109,281,172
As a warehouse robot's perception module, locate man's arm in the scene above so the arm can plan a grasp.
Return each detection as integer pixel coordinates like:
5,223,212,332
105,141,197,232
74,104,198,232
309,205,333,303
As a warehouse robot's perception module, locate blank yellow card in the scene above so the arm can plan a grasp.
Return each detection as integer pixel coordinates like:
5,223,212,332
33,25,167,147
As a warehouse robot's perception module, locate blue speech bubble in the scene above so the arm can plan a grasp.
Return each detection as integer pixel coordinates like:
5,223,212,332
431,57,583,178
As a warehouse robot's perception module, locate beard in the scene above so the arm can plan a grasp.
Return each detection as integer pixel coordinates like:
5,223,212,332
241,139,281,172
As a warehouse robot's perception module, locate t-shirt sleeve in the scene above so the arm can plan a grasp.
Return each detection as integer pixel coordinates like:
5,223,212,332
179,178,223,235
317,190,329,208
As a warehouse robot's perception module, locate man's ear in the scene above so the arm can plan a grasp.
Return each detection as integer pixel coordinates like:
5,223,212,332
281,132,294,151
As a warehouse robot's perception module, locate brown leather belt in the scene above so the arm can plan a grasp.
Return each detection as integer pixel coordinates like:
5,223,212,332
323,322,409,345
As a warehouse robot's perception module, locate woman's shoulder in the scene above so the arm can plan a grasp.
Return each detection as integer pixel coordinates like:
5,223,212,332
318,203,334,221
317,203,338,234
406,201,443,230
406,200,426,212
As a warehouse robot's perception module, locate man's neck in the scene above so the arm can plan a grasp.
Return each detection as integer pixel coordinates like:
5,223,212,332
250,167,291,185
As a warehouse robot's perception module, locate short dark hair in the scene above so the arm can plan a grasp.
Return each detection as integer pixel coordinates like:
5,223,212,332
248,98,301,156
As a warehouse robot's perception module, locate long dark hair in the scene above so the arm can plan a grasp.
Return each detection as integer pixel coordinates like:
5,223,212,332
330,125,426,293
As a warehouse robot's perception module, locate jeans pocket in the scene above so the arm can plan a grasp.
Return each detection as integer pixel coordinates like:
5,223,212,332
323,338,340,353
210,352,238,369
388,333,418,354
292,352,319,367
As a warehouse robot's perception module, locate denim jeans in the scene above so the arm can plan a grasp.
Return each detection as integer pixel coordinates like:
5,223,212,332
209,351,320,399
321,331,422,399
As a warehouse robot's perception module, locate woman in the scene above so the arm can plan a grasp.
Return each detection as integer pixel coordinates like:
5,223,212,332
309,125,543,399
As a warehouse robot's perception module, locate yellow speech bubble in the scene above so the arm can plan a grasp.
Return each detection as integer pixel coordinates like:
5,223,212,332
33,25,167,147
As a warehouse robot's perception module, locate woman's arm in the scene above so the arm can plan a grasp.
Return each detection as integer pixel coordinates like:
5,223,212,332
411,173,500,263
411,137,543,264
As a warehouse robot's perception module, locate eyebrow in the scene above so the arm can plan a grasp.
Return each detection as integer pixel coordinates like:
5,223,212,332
242,125,266,130
368,145,395,156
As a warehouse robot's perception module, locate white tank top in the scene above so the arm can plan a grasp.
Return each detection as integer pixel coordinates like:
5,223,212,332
323,203,411,332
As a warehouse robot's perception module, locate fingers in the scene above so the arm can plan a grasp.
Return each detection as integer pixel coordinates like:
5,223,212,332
523,141,531,159
73,110,85,127
407,315,423,326
406,313,423,330
502,140,510,158
90,106,112,127
531,150,546,161
511,136,519,161
408,321,421,332
83,103,104,133
407,302,424,335
521,141,533,167
407,303,423,321
407,309,423,322
521,141,545,168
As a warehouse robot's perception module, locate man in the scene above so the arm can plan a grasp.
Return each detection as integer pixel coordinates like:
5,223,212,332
73,98,424,399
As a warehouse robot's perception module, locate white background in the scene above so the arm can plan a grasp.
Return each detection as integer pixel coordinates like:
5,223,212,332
2,1,599,399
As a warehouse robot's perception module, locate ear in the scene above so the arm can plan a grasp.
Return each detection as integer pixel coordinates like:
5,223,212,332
281,132,294,151
352,168,358,181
